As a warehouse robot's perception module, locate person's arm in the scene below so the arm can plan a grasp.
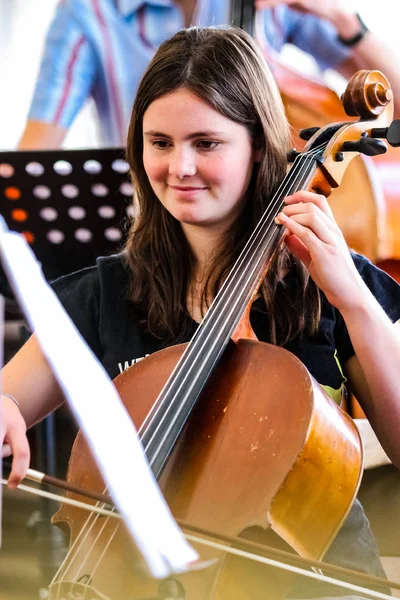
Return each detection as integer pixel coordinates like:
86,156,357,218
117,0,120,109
256,1,400,118
18,120,68,150
342,315,400,470
1,335,66,486
18,2,96,149
277,190,400,470
2,260,103,487
329,11,400,119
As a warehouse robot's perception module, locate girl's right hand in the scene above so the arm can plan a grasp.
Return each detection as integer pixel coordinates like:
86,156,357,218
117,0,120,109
1,395,30,488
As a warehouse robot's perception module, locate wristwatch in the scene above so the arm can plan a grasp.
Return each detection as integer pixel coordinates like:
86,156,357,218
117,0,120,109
338,13,369,47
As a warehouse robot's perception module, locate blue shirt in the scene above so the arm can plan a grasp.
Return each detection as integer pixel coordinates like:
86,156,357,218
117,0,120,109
28,0,350,146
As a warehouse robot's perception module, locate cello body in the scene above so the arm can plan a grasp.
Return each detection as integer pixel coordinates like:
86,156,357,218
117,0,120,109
49,340,362,599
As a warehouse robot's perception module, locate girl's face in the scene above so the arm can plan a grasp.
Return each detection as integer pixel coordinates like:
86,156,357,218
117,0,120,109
142,88,260,234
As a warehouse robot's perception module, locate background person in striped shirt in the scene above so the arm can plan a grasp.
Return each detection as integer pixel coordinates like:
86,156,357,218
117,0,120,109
18,0,400,149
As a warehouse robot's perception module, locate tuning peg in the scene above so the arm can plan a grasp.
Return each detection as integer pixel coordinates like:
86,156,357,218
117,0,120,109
342,136,387,156
299,127,319,141
370,119,400,147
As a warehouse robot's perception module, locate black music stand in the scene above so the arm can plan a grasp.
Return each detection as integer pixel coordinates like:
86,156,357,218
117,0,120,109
0,147,134,590
0,147,133,289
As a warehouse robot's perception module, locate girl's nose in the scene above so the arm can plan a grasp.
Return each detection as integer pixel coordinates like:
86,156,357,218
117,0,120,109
168,148,197,179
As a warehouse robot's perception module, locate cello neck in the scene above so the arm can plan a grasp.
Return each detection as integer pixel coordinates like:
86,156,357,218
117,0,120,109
140,146,325,478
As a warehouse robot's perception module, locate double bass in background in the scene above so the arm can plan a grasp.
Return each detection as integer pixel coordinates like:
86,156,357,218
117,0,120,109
273,60,400,423
254,32,400,421
244,0,400,283
272,57,400,276
45,64,400,599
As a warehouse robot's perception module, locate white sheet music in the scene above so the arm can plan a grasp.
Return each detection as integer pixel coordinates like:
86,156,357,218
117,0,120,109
0,218,198,578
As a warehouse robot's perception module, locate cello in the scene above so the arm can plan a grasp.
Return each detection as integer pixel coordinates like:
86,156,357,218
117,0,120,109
45,69,397,599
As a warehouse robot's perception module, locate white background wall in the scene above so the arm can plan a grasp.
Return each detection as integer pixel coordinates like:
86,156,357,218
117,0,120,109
0,0,398,150
0,0,98,150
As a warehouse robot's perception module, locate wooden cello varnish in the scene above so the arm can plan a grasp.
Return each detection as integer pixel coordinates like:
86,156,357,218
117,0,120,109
50,338,362,599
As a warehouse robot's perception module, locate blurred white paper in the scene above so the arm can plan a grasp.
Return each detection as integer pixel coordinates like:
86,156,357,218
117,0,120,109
0,219,198,578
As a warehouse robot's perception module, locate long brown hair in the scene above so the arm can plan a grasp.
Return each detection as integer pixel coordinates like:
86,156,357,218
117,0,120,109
125,26,321,345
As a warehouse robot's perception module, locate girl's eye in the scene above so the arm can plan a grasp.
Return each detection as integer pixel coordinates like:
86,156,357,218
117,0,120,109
151,140,171,149
197,140,219,150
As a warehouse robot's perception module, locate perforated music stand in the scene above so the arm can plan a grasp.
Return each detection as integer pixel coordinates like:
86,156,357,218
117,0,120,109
0,147,134,289
0,147,135,586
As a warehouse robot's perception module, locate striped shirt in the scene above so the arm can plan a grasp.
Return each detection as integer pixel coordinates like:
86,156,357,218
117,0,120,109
28,0,350,146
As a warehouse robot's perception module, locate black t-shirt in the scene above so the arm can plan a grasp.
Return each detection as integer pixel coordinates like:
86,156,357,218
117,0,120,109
52,252,400,399
52,252,400,594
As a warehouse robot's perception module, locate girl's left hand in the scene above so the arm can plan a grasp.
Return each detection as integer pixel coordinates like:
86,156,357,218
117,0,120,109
276,190,366,312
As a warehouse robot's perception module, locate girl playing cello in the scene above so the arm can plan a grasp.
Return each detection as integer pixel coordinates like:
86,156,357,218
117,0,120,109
3,25,400,599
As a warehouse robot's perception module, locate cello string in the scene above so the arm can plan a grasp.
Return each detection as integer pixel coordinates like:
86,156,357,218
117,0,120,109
15,467,398,594
137,142,325,437
137,143,326,456
57,142,337,593
54,521,117,600
139,144,326,452
4,478,397,597
35,469,119,588
50,491,107,581
16,465,399,592
52,148,322,589
138,143,327,465
33,492,118,596
17,142,333,593
64,509,121,588
53,495,120,588
10,467,396,591
73,520,122,584
67,143,328,585
1,478,122,597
